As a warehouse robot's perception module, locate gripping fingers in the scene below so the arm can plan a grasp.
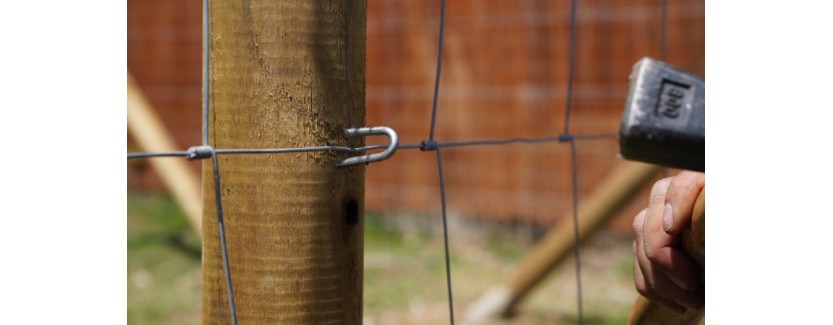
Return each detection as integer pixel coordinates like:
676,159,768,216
639,178,703,310
635,235,701,310
641,177,671,266
633,252,686,314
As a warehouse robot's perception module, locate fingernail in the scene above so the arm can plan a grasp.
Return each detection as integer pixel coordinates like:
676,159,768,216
663,203,673,232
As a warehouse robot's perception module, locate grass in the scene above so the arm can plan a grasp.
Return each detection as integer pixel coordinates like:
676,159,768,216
127,191,201,325
127,191,638,324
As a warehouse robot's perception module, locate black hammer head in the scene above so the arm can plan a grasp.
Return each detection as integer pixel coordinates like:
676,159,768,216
620,57,704,172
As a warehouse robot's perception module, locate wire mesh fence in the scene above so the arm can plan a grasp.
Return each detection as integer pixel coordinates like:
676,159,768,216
127,0,704,324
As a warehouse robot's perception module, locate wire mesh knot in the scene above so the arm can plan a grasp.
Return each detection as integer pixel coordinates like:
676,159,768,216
558,133,574,143
420,140,439,151
186,145,214,160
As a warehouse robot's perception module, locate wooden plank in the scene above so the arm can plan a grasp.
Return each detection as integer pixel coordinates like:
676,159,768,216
127,72,203,237
465,162,662,322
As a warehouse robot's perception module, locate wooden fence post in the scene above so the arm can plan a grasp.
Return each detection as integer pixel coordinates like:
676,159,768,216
202,1,367,324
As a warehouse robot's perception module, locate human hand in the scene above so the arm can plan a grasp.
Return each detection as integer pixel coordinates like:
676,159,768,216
632,171,705,313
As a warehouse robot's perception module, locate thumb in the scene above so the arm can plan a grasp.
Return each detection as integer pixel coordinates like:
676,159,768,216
663,171,704,235
661,203,682,234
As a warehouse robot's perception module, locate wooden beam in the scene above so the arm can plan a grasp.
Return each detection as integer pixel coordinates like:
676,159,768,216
465,162,661,323
127,72,202,238
201,1,366,324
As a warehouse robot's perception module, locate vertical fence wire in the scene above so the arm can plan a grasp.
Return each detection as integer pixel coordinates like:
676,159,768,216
567,140,584,324
435,147,456,324
202,0,211,146
422,0,458,323
428,0,448,142
202,0,238,324
660,0,669,62
660,0,670,179
209,151,238,325
562,0,585,322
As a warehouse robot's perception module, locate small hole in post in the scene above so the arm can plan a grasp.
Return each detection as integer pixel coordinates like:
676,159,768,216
345,199,359,226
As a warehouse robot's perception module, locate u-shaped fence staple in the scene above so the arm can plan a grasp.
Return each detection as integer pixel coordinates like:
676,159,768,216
337,126,399,167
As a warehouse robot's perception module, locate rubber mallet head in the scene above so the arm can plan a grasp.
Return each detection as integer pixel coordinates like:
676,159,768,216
620,57,704,172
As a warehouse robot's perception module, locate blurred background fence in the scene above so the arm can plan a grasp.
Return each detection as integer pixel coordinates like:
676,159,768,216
127,0,703,233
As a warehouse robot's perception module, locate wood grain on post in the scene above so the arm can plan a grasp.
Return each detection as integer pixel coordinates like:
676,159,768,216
127,72,203,237
465,162,662,322
628,189,705,325
202,1,366,324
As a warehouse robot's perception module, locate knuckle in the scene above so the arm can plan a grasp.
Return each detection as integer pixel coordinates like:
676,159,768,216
679,170,706,183
668,172,704,199
643,277,658,294
649,178,672,200
644,245,658,260
632,210,647,233
635,284,650,297
634,276,654,298
642,239,661,260
645,276,660,292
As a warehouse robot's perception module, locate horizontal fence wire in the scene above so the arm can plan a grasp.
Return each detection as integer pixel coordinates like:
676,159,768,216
128,134,618,159
126,133,617,161
121,0,679,324
127,136,614,324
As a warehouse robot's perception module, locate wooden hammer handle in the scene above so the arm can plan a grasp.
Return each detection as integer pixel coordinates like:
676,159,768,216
628,188,705,325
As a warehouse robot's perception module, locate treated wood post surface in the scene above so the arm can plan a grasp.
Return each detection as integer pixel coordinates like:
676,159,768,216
201,1,367,324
